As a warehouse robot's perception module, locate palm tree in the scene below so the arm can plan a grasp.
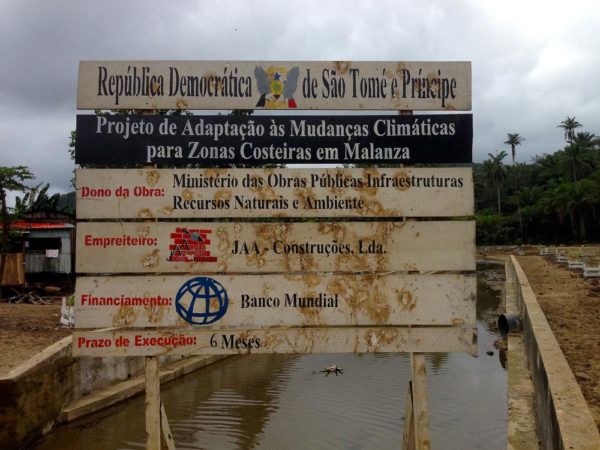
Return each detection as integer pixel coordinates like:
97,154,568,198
573,131,597,148
511,186,542,242
557,117,582,143
562,141,594,184
585,172,600,239
533,152,564,187
482,151,508,214
504,133,525,164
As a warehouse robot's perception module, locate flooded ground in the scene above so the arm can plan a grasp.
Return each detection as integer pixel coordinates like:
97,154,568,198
35,264,506,450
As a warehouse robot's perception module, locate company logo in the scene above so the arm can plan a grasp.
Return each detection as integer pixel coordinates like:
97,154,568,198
254,66,299,109
175,277,229,325
167,227,217,263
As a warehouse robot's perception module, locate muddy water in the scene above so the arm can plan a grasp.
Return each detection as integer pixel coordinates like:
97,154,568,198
35,265,506,450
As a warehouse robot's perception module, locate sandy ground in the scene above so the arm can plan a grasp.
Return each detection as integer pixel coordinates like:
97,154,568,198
0,255,598,430
0,301,71,375
514,255,600,430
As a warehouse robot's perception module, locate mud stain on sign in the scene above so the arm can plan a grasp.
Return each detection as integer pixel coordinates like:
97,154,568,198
216,226,232,272
395,288,417,312
214,189,232,203
137,208,153,219
113,305,137,327
296,290,324,325
146,170,160,186
366,328,401,349
333,61,351,75
144,298,166,324
141,249,160,268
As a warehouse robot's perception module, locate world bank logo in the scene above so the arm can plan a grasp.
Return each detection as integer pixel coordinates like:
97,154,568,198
175,277,229,325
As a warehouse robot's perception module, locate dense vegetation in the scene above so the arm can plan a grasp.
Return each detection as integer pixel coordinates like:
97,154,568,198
476,117,600,245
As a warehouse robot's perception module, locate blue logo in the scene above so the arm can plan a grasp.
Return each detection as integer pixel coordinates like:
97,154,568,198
175,277,228,325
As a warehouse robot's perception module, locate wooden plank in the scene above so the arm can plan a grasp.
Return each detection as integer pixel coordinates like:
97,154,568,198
74,114,473,166
74,273,476,328
402,381,416,450
160,402,176,450
75,167,474,219
145,356,160,450
72,326,478,357
76,221,475,274
78,61,471,111
410,353,431,450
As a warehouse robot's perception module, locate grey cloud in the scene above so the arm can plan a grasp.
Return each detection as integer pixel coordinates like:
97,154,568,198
0,0,599,194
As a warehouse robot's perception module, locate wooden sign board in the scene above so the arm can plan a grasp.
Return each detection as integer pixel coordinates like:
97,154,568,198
76,167,474,219
77,61,472,111
72,326,478,357
76,221,475,274
74,114,473,166
74,273,476,329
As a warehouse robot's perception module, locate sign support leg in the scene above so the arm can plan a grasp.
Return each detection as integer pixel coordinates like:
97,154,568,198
161,401,176,450
411,352,431,450
145,356,161,450
402,353,431,450
402,380,416,450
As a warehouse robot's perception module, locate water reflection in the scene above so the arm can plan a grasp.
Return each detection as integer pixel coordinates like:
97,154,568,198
35,266,506,450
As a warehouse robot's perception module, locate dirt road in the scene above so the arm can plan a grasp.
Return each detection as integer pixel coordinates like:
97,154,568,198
0,302,70,375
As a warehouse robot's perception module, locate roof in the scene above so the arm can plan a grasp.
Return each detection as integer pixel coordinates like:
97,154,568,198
10,221,75,230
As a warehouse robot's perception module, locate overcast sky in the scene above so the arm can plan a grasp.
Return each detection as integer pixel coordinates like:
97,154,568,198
1,0,599,200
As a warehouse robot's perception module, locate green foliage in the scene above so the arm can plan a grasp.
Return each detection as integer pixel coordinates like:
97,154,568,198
0,166,34,193
14,183,62,215
0,166,34,252
475,213,518,245
476,119,600,244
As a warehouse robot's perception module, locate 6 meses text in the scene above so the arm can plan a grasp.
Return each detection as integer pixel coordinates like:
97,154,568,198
210,333,261,349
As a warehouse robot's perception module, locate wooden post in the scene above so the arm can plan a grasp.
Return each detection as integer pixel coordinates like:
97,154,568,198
145,356,161,450
400,106,430,449
402,381,416,450
161,402,176,450
410,352,431,450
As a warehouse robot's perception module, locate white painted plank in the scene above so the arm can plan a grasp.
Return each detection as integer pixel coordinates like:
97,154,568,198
72,326,478,357
74,273,476,328
76,221,475,273
76,167,474,219
78,61,471,111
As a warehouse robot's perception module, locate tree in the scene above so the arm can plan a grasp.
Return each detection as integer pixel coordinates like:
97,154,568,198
561,141,594,184
504,133,525,165
0,166,34,286
14,183,62,215
510,186,542,243
482,151,508,214
558,116,582,143
533,152,564,187
572,131,598,149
